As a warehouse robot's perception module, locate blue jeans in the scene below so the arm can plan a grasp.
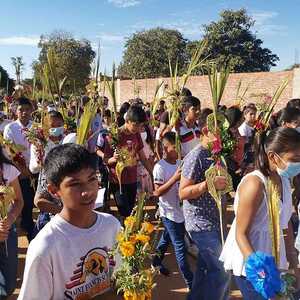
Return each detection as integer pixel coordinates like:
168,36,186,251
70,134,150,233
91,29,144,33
187,230,231,300
0,225,18,298
154,217,193,289
234,276,265,300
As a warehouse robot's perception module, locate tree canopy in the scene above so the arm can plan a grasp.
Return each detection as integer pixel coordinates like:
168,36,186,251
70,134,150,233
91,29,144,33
188,9,279,73
119,9,279,78
33,31,95,93
118,27,188,79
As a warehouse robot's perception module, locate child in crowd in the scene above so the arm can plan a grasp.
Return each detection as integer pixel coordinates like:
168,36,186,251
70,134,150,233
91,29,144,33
3,97,35,241
152,132,193,289
179,127,231,300
32,111,65,233
105,105,153,217
225,106,246,190
18,144,121,300
29,110,65,174
0,146,23,299
221,128,300,299
238,103,257,142
177,96,201,158
278,107,300,129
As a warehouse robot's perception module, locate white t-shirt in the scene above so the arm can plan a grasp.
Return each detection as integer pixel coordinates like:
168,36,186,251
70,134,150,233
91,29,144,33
3,120,32,166
18,212,121,300
2,163,20,184
238,122,254,141
29,139,63,174
0,119,11,133
153,159,184,223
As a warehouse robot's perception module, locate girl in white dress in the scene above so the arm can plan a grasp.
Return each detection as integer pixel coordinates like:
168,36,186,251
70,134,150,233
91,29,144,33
220,127,300,299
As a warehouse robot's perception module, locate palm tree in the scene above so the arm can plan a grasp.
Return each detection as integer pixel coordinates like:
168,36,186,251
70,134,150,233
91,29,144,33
11,56,24,84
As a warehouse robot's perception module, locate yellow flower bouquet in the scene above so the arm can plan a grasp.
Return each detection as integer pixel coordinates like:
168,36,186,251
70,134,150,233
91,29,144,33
112,193,157,300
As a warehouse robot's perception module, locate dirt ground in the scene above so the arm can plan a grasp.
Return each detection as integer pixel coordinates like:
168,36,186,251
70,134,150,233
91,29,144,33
8,199,242,300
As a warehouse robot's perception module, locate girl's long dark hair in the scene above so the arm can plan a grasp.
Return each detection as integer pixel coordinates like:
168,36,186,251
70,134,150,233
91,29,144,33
255,127,300,177
0,146,14,167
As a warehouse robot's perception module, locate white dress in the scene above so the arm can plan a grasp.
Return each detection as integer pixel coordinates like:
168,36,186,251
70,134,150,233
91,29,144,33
219,170,293,276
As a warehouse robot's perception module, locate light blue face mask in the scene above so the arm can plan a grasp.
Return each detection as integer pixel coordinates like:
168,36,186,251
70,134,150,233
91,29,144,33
296,127,300,133
276,154,300,178
49,126,64,137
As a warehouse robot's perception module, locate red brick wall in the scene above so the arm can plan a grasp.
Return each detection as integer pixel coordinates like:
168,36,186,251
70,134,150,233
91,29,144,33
116,70,294,109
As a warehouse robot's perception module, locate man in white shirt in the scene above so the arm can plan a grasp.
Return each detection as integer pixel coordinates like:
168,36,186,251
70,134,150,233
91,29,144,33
4,97,35,240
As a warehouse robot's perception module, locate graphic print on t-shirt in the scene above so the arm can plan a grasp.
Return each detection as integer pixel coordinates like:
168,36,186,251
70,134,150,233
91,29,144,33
64,247,114,300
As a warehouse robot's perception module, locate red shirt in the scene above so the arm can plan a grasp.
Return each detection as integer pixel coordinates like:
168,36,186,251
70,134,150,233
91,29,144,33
105,128,144,184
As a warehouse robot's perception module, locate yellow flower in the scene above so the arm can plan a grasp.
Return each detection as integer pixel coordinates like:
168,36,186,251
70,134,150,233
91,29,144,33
129,234,137,244
120,241,135,257
124,216,136,228
116,231,125,242
141,222,155,234
135,233,150,244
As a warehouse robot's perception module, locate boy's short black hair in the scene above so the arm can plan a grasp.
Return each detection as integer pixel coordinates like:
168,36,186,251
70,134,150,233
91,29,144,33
181,87,192,97
15,97,32,107
278,107,300,125
183,96,201,110
44,144,97,187
48,110,64,122
104,109,111,118
126,105,147,124
162,131,176,145
287,98,300,109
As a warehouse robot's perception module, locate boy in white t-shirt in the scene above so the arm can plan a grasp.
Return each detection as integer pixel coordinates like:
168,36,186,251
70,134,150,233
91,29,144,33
152,132,193,290
18,144,121,300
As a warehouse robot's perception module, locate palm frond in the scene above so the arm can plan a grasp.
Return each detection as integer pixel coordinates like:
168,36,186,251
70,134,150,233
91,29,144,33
105,63,117,122
76,101,97,145
263,78,289,125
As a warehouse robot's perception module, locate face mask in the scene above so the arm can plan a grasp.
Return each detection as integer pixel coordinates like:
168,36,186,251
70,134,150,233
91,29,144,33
140,131,147,141
49,126,64,137
296,127,300,133
276,154,300,178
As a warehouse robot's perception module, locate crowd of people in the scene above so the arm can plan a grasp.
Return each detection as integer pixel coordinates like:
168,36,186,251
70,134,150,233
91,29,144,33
1,89,300,300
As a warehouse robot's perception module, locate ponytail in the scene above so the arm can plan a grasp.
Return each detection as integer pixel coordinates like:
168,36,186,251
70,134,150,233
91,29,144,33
255,127,300,177
254,131,270,177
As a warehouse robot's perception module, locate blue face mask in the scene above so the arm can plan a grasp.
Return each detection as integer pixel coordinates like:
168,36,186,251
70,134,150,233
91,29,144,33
276,155,300,178
49,126,64,137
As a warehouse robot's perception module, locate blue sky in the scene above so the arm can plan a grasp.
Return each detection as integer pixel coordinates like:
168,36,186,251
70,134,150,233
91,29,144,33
0,0,299,79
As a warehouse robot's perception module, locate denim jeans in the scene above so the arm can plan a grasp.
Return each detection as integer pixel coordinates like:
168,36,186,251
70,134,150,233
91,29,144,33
0,225,18,298
19,178,35,241
187,230,231,300
234,276,265,300
112,182,137,217
154,217,193,289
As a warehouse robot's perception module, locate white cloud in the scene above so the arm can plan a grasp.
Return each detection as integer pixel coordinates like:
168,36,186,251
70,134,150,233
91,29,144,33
97,33,125,42
108,0,141,8
252,11,287,36
0,36,39,46
130,19,203,38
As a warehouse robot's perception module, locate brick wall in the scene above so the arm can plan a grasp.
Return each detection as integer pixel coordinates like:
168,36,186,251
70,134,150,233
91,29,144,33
113,69,297,109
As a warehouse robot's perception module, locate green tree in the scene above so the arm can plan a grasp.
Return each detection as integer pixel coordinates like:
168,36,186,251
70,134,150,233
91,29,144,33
0,65,13,94
188,9,279,73
33,30,95,93
118,27,188,79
